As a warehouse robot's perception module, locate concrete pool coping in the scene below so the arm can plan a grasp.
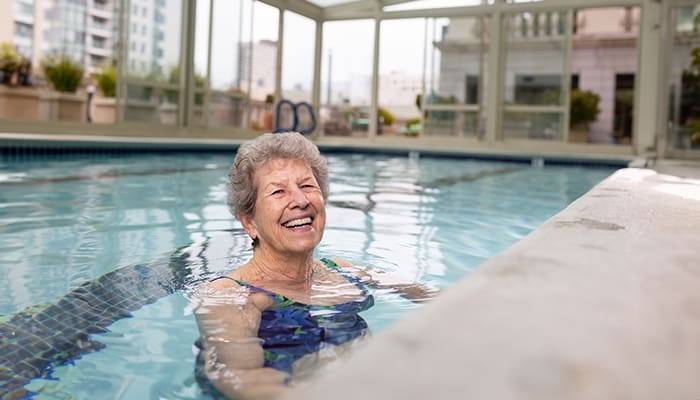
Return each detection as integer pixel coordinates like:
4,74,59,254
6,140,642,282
284,162,700,400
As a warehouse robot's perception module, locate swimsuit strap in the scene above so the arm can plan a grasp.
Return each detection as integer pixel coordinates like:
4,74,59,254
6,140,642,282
319,258,368,294
210,275,280,298
210,258,368,299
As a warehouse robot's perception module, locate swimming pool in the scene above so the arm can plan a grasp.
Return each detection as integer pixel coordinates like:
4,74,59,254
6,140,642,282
0,150,618,399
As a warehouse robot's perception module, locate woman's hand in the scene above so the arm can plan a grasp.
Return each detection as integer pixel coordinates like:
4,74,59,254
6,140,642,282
331,259,439,304
382,282,440,303
192,282,282,399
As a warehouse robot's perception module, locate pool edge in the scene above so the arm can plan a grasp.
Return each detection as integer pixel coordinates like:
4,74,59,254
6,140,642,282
282,166,700,400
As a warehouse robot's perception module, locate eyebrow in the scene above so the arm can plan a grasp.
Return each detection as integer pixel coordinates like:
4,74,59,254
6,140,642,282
262,175,316,192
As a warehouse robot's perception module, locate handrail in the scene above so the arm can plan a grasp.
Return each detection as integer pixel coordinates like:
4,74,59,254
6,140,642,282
273,99,316,135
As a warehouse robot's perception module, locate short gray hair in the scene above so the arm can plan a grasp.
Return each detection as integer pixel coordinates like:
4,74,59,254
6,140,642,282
227,132,329,220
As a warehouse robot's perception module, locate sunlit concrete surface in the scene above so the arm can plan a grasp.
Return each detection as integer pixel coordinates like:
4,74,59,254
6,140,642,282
284,165,700,400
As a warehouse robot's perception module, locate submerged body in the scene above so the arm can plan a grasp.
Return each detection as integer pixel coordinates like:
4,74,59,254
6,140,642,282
199,258,374,374
194,257,378,399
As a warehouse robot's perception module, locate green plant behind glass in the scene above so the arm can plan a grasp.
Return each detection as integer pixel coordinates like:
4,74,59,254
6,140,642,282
43,55,84,93
569,89,601,127
94,65,116,97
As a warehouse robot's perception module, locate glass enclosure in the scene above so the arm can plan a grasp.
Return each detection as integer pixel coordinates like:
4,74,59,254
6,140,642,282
123,0,183,125
320,19,374,138
426,16,488,138
0,0,696,158
503,10,567,141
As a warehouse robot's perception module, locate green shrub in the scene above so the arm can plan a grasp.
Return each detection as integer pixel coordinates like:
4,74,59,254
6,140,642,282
406,117,421,127
378,107,395,126
94,65,116,97
164,65,205,104
0,42,19,74
43,55,84,93
569,89,600,127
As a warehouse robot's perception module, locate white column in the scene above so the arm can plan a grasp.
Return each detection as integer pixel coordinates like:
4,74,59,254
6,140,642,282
369,16,380,140
312,18,323,137
484,4,504,142
635,0,663,156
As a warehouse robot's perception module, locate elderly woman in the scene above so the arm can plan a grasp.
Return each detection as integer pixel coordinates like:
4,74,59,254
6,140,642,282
193,132,435,399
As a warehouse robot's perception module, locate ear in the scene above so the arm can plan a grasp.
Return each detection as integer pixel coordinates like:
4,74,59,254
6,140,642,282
238,212,258,241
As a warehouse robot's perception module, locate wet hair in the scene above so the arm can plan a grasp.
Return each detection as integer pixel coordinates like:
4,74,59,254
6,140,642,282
226,132,329,221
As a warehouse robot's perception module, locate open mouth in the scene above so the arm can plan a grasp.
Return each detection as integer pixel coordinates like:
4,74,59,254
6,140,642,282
283,217,313,228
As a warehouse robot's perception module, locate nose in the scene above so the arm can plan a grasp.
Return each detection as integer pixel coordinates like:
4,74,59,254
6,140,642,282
289,186,310,208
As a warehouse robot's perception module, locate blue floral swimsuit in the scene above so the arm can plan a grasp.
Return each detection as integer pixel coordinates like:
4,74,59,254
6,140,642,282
194,258,374,393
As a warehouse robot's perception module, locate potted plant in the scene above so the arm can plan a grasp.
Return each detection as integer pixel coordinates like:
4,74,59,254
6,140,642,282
91,64,117,123
569,89,600,143
94,64,116,97
41,54,86,121
0,42,42,120
43,54,84,93
0,42,19,85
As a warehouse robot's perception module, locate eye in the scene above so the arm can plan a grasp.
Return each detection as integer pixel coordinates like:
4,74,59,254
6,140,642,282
271,189,284,195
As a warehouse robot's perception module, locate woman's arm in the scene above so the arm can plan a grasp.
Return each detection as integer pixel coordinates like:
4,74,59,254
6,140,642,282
331,259,439,303
192,283,288,399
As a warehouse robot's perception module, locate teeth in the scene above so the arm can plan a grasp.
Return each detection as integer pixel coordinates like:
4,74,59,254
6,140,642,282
284,217,312,228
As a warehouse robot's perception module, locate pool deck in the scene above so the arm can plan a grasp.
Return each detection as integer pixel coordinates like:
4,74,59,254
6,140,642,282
284,161,700,400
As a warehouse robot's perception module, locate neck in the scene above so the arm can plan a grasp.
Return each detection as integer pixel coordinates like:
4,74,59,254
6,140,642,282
247,247,315,282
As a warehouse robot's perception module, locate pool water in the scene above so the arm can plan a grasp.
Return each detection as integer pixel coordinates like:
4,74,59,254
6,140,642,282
0,151,617,399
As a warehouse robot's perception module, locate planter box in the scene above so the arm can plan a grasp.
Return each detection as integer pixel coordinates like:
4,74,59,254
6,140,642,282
40,91,86,121
0,86,42,120
0,86,87,122
92,97,116,124
569,124,590,143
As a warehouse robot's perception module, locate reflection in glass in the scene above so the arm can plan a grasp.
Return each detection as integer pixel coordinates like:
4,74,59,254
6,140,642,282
193,0,251,128
668,4,700,150
321,19,374,137
424,111,479,137
427,16,488,138
282,11,315,103
379,19,426,136
244,2,278,131
123,0,182,125
569,7,639,144
502,10,566,141
504,111,563,140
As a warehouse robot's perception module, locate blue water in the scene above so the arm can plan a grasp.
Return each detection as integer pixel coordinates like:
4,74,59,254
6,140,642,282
0,151,617,399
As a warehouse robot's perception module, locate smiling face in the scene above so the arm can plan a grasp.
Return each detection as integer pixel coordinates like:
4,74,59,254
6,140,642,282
239,158,326,257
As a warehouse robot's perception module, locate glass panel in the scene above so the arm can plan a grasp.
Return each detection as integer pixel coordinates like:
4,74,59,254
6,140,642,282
668,4,700,150
194,0,251,128
244,2,278,131
321,19,374,137
123,0,182,125
569,7,639,144
503,10,567,140
424,110,479,136
378,18,426,136
210,0,249,92
281,11,314,103
208,92,244,126
503,111,563,140
425,16,488,137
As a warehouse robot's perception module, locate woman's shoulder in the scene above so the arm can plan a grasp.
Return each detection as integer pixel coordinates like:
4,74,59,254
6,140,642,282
193,269,273,310
207,273,243,289
321,258,371,279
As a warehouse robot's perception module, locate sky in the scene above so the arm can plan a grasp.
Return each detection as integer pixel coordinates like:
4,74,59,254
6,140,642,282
193,0,441,91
